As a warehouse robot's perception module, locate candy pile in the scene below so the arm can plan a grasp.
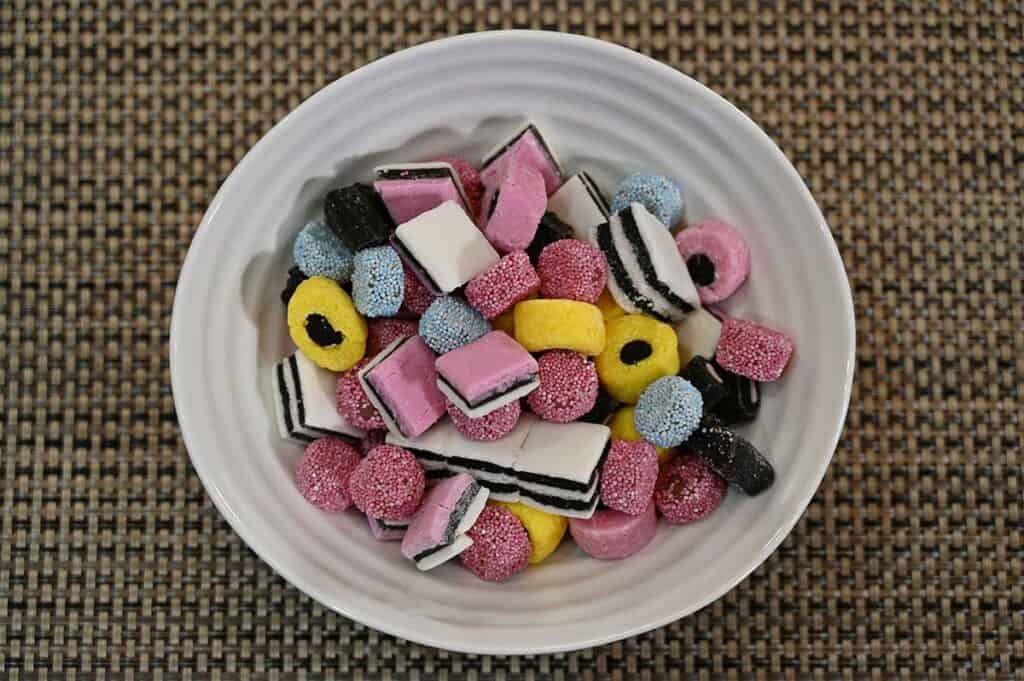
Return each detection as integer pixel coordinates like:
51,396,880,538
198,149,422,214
272,122,793,582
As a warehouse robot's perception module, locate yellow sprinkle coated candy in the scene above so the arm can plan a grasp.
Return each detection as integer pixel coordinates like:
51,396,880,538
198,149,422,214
609,406,674,463
493,501,568,564
287,276,367,371
596,314,680,404
513,299,605,356
595,288,625,322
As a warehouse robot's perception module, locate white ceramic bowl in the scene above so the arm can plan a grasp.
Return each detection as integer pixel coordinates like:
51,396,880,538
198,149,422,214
171,31,855,655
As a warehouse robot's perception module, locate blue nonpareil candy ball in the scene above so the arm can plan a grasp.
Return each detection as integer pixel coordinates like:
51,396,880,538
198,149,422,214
352,246,405,318
634,376,704,448
293,220,355,282
610,173,684,228
418,296,491,355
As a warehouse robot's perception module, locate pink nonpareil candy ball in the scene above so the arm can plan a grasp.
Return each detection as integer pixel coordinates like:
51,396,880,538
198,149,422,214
654,453,727,524
600,439,659,516
348,444,426,521
367,317,419,355
336,359,387,431
465,251,540,320
398,262,437,318
437,156,484,218
714,318,794,382
460,505,531,582
294,438,362,512
526,350,599,423
569,502,658,560
446,399,521,442
536,239,608,303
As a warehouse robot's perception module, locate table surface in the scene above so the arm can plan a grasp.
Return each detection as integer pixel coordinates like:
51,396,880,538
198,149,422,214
2,2,1022,679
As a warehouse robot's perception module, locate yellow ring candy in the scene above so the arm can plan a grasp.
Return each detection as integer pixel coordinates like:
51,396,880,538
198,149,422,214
608,406,674,463
493,501,568,564
513,299,605,356
287,276,367,371
596,314,680,404
595,288,625,322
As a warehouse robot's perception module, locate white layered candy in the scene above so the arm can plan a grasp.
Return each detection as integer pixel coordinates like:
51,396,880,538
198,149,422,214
514,420,609,519
598,202,700,322
546,171,610,242
392,201,499,294
272,351,364,444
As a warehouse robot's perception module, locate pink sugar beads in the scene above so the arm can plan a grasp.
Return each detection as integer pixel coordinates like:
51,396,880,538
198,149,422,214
465,251,540,320
446,399,522,442
294,438,362,512
399,262,437,318
600,439,660,515
336,359,387,431
536,239,608,303
714,318,794,382
526,350,599,423
460,505,531,582
367,317,419,355
349,444,426,521
654,453,727,524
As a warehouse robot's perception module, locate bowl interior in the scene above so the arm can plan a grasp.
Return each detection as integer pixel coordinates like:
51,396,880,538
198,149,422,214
171,32,854,654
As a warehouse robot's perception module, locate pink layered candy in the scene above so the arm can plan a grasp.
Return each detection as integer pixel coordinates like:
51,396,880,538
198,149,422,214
480,125,562,195
480,162,547,254
374,163,469,225
569,502,658,560
714,318,794,382
367,515,409,541
674,219,751,305
401,473,489,570
359,335,447,438
435,331,540,419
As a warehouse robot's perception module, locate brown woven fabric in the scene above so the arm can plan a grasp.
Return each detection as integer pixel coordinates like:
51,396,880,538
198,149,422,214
2,1,1022,679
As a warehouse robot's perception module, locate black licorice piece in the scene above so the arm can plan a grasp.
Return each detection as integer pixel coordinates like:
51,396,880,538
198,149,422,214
281,266,308,305
687,420,774,495
710,361,761,426
324,183,395,251
680,356,729,411
526,211,575,263
579,387,617,425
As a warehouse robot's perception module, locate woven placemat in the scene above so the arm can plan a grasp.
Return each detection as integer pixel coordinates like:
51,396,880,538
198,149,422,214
2,2,1021,679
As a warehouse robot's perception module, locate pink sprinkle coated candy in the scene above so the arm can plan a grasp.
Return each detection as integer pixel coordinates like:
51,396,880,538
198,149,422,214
537,239,608,303
447,399,522,441
359,429,386,455
349,444,426,521
465,251,540,319
674,219,751,304
460,505,531,582
600,439,660,516
294,438,362,512
437,157,484,218
654,453,727,524
399,262,437,318
367,318,419,356
714,318,794,382
526,350,599,423
336,359,387,431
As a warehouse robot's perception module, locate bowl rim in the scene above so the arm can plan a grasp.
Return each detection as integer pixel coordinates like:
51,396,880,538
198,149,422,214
170,29,856,654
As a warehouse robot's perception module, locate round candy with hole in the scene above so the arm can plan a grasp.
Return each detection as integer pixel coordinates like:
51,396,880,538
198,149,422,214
674,219,750,304
287,276,367,372
596,314,680,404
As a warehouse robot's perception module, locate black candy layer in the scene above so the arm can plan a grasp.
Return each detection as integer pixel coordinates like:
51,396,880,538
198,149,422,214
324,183,395,252
687,420,774,495
579,387,617,425
710,361,761,426
281,266,308,305
680,356,729,411
526,211,574,263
